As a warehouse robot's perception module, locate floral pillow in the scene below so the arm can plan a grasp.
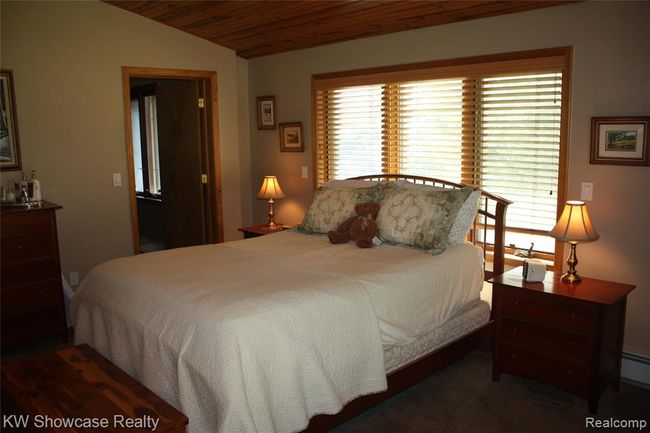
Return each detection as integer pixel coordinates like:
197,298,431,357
393,181,481,245
296,186,380,234
376,186,473,255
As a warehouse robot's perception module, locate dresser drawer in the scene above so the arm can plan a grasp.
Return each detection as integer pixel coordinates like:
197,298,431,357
1,305,64,346
1,235,54,262
500,286,596,334
1,279,62,315
0,211,52,239
500,317,592,363
499,342,590,397
1,258,60,287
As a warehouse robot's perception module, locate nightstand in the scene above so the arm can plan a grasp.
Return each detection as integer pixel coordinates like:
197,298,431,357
490,267,635,413
238,224,290,239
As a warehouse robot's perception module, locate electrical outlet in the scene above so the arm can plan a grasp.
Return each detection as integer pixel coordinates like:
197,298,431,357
70,271,79,286
112,172,122,187
301,166,308,179
581,182,593,201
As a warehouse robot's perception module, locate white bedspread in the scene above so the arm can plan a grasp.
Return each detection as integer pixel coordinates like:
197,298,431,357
73,243,387,433
73,231,483,433
230,231,484,347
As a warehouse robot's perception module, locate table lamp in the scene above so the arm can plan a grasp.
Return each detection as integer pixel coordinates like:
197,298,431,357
257,176,285,229
549,200,599,283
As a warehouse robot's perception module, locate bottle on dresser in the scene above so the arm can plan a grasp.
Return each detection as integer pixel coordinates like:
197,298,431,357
29,169,42,202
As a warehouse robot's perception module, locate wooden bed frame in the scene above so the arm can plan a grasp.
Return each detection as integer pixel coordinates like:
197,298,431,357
303,174,512,433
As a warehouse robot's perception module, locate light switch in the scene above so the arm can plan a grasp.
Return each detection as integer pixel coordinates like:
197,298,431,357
113,172,122,187
581,182,593,201
301,166,308,179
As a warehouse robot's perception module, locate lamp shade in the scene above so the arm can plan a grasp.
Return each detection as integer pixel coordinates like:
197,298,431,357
257,176,285,200
549,200,599,242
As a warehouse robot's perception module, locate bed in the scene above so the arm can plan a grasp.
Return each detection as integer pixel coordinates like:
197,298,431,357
73,174,511,433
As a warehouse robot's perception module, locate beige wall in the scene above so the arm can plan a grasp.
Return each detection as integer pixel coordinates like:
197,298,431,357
1,1,252,281
248,1,650,355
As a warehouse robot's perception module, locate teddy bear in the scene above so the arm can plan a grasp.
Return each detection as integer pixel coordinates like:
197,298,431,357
327,202,380,248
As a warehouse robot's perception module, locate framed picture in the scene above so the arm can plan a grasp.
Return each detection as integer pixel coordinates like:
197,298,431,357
1,69,22,171
279,122,304,152
590,116,649,166
257,96,276,130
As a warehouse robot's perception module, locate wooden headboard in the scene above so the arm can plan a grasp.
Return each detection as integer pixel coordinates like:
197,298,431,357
347,174,512,280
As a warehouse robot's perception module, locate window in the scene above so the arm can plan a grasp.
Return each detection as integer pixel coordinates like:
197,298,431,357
131,85,162,197
313,48,570,265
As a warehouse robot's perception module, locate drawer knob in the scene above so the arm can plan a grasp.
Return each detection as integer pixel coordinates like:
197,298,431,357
570,312,577,318
568,341,575,347
16,244,23,250
513,299,520,305
566,369,573,375
512,327,518,333
511,354,517,359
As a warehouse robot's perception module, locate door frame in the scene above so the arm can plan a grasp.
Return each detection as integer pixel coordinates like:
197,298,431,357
121,66,224,253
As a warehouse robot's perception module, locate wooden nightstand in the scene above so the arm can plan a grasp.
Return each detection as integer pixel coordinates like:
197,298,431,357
490,267,635,413
238,224,290,239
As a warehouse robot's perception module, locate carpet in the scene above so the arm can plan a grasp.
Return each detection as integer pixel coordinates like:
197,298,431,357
332,351,650,433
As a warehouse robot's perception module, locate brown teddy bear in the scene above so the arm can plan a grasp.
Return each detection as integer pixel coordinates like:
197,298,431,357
328,203,380,248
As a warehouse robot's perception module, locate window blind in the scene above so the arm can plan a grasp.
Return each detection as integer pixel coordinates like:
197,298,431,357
477,72,562,232
314,85,383,181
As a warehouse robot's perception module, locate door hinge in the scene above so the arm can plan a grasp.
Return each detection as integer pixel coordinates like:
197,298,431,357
198,98,205,109
201,174,208,184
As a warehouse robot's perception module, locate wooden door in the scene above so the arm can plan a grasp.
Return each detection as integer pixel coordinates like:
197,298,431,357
155,80,206,248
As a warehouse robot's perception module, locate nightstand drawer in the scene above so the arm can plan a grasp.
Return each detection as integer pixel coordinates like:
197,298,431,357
1,279,62,314
500,317,592,363
0,211,52,239
1,235,54,262
500,286,596,334
499,342,590,397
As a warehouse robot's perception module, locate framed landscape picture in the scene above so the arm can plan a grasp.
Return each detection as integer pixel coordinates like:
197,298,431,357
0,70,21,171
256,95,276,130
590,117,649,166
279,122,304,152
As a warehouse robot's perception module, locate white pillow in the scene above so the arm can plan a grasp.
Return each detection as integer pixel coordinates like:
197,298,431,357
394,181,481,245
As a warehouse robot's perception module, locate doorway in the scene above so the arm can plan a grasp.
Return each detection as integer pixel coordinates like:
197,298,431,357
122,67,223,254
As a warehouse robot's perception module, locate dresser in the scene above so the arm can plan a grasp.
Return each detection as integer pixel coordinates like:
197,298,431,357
1,202,67,346
490,267,635,413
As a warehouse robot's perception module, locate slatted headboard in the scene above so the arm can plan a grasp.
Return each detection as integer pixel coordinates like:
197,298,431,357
347,174,512,280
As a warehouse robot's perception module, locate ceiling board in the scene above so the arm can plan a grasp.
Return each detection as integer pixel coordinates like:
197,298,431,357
104,0,579,58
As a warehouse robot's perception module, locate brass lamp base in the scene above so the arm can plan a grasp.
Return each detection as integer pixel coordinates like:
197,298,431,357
561,241,581,284
266,198,277,228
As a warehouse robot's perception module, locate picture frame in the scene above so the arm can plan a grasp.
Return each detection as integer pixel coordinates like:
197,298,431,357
279,122,304,152
256,96,276,130
0,69,22,171
590,116,649,166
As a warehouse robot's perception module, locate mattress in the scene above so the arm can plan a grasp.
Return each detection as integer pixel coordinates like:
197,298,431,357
229,231,485,346
384,299,490,373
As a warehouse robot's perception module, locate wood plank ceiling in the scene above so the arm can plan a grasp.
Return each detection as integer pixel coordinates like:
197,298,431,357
104,1,578,58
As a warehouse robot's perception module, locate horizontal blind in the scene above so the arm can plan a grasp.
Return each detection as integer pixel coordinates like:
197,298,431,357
385,79,467,183
315,85,382,184
477,72,562,231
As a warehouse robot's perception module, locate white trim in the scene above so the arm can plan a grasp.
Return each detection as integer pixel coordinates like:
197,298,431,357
621,352,650,388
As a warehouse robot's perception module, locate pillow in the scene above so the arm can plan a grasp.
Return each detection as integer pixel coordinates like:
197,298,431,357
376,186,473,255
296,186,379,234
394,181,481,245
321,179,380,189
